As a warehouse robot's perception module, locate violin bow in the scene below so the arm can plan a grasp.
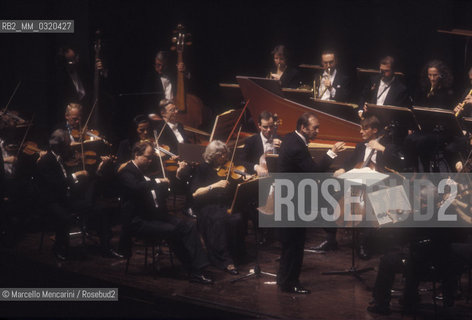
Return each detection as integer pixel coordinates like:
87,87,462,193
225,99,250,145
153,128,167,179
15,114,34,159
226,126,242,181
1,81,21,114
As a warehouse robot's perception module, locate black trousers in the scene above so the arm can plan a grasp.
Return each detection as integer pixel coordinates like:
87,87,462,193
196,204,245,269
277,227,306,288
129,213,209,273
372,252,407,307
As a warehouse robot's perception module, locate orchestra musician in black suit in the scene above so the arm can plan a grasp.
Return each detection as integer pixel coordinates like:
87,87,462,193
141,51,189,115
359,56,411,117
267,45,301,88
314,50,352,102
36,129,118,261
239,111,282,177
277,112,345,294
152,99,189,155
117,141,212,284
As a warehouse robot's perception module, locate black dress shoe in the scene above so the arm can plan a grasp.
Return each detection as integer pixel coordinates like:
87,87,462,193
367,304,391,315
310,240,338,252
53,248,67,261
224,265,239,275
184,208,197,219
281,285,311,294
102,248,125,259
189,273,214,285
358,244,371,260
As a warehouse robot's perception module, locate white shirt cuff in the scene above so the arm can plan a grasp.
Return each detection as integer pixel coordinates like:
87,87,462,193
154,178,162,184
327,150,337,159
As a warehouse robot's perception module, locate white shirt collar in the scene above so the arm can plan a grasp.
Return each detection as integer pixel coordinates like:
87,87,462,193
295,130,308,145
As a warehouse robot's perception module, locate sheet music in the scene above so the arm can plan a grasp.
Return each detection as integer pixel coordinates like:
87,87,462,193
337,167,389,187
367,185,411,226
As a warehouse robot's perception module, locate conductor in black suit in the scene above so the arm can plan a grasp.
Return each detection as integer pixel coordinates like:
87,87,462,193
359,56,410,117
314,50,352,102
277,112,345,294
118,141,212,284
239,111,282,177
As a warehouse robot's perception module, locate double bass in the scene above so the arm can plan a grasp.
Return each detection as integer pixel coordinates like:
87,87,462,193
170,24,211,138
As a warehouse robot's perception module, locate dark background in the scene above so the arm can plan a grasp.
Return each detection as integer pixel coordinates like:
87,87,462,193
1,0,472,142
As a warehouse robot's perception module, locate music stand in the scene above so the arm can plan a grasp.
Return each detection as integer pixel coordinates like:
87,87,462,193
412,106,463,138
366,104,418,132
321,170,389,289
230,177,277,283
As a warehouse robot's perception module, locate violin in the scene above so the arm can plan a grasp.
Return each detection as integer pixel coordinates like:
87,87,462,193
21,141,45,156
216,161,255,181
70,129,110,146
154,144,198,172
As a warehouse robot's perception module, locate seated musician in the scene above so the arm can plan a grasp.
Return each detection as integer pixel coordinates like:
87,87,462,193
267,45,300,88
190,140,246,275
358,56,410,117
313,115,404,258
55,103,83,143
314,49,352,102
36,129,118,260
453,67,472,117
239,110,281,177
151,99,188,155
413,60,454,109
0,150,4,204
117,141,212,284
116,114,153,164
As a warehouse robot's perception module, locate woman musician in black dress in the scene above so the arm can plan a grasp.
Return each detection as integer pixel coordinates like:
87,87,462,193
190,140,246,275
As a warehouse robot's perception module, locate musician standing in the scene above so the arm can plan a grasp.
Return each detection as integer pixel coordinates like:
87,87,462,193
358,56,410,117
277,112,345,294
314,50,352,102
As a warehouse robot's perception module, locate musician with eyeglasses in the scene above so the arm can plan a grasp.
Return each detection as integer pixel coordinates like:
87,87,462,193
314,50,352,102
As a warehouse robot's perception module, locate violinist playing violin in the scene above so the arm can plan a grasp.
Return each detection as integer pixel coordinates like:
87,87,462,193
239,111,281,177
151,99,189,155
55,103,83,143
116,114,154,165
36,129,119,261
190,140,246,276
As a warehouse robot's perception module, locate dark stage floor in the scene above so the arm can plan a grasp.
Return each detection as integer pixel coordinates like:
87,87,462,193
1,214,472,320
